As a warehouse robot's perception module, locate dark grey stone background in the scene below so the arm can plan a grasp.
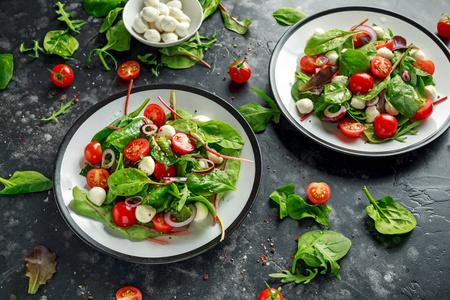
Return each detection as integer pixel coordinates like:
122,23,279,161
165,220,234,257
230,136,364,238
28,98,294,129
1,0,449,299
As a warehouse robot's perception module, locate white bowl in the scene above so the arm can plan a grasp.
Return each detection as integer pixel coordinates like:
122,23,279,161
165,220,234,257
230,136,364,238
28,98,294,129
123,0,203,48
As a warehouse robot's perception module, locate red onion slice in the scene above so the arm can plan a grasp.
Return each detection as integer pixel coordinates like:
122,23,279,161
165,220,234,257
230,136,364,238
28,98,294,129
323,105,347,121
125,196,143,208
366,95,380,107
140,123,158,136
101,149,115,169
192,158,215,174
401,71,411,82
162,177,187,182
315,55,329,67
164,204,197,228
353,25,378,44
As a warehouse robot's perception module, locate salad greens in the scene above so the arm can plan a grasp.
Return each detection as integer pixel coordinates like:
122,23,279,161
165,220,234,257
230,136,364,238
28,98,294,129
0,171,53,195
273,7,306,26
0,53,13,89
219,3,251,34
83,0,122,17
198,0,221,20
99,7,123,33
55,1,85,33
24,246,57,294
41,97,74,123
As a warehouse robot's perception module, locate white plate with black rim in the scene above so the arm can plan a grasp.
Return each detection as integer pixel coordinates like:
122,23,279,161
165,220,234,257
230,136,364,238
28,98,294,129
269,6,450,157
53,84,262,264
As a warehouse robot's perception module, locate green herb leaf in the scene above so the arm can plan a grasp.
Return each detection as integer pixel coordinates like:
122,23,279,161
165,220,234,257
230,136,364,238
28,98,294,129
273,7,306,26
219,3,251,34
55,1,85,33
99,7,123,33
269,184,295,219
0,53,13,89
269,269,318,284
324,82,352,104
198,0,221,20
198,120,245,150
105,117,145,152
386,74,421,118
108,168,149,197
73,187,111,221
82,0,122,17
24,246,57,294
41,97,74,123
286,195,332,227
187,168,236,196
304,29,356,56
0,171,52,194
43,30,79,59
338,49,370,77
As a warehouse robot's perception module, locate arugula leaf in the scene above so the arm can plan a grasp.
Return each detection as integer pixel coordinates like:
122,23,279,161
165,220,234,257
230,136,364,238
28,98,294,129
20,41,46,58
99,7,123,33
24,246,57,294
55,1,85,33
43,29,79,59
0,171,52,194
356,43,377,61
363,186,417,234
41,97,74,123
219,3,251,34
304,29,356,56
0,53,13,89
269,269,318,284
273,7,306,26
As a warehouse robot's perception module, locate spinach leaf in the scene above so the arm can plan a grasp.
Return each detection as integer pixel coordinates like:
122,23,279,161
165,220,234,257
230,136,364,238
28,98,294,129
304,29,356,56
386,74,421,118
186,196,216,216
363,119,422,143
83,0,122,17
269,184,295,219
198,120,245,150
324,82,351,104
219,4,251,34
270,230,351,283
108,168,148,196
363,186,416,234
338,49,370,77
43,30,79,59
286,195,332,227
73,187,111,221
187,168,236,196
273,7,306,26
198,0,221,20
79,162,100,177
105,117,145,152
0,171,52,195
150,136,178,166
356,43,377,61
99,7,123,33
145,184,171,205
354,76,390,101
55,1,85,33
0,53,13,89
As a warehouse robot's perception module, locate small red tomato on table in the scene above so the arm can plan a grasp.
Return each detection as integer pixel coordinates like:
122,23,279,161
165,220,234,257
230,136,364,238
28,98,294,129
115,286,142,300
49,64,74,87
258,282,283,300
437,14,450,38
228,55,251,83
307,182,331,204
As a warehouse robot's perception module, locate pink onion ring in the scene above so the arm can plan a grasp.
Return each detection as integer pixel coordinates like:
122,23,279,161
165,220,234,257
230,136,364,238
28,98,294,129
162,177,187,182
366,95,380,107
401,71,411,82
192,159,215,174
141,123,158,136
353,25,378,44
125,196,143,208
323,105,347,121
315,55,329,67
164,204,197,228
101,149,115,169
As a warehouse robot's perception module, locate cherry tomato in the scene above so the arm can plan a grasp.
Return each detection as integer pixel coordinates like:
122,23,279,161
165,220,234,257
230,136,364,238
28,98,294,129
124,138,150,162
144,104,166,128
154,161,177,181
172,132,196,154
413,97,433,120
338,118,366,137
84,141,103,165
116,286,142,300
348,73,375,94
415,59,435,75
86,168,109,189
113,202,137,228
152,213,173,232
300,55,319,73
228,60,251,83
374,39,394,51
306,182,331,204
374,113,398,139
370,56,392,78
117,61,140,80
437,15,450,38
258,288,284,300
49,64,74,87
353,32,370,47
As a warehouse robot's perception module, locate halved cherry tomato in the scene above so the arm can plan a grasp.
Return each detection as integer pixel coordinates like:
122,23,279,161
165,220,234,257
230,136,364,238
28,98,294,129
374,39,394,51
154,161,177,181
116,286,142,300
374,113,398,139
412,97,433,120
348,73,375,94
228,59,251,83
49,64,74,87
300,55,319,73
370,56,392,78
117,61,140,80
172,132,196,154
124,138,150,162
306,182,331,204
353,32,370,47
338,118,365,137
152,213,173,232
258,288,284,300
415,59,435,75
144,104,166,128
86,168,109,189
84,141,102,165
437,15,450,38
113,202,137,228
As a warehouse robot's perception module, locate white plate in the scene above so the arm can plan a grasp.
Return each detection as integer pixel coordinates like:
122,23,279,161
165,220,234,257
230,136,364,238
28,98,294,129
269,7,450,157
53,84,261,264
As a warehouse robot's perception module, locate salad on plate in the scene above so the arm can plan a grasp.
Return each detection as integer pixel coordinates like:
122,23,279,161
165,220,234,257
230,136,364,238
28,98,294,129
72,91,252,244
292,18,446,143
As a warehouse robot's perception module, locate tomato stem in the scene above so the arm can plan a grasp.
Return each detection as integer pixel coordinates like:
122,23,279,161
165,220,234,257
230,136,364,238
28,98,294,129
125,79,133,115
158,96,184,119
433,96,447,105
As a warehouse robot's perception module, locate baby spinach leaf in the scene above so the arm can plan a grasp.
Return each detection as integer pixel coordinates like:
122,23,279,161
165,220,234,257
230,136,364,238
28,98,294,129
386,74,421,118
286,195,332,227
199,0,221,20
273,7,306,26
145,184,171,205
73,187,111,221
324,82,352,104
269,184,295,219
99,7,123,33
363,119,422,144
0,53,13,89
43,30,79,59
304,29,356,56
186,196,216,216
354,76,390,101
108,168,149,196
198,120,245,150
187,168,236,196
24,246,57,295
150,136,178,166
105,117,145,152
83,0,122,17
219,4,251,34
363,186,417,234
338,49,370,77
356,43,377,61
0,171,52,195
55,1,85,33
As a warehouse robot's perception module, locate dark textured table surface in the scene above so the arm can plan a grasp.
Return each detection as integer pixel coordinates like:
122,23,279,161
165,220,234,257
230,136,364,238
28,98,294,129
1,0,450,299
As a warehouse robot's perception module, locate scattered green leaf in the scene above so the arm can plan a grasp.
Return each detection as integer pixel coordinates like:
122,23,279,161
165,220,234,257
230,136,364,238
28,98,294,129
24,245,57,294
273,7,306,26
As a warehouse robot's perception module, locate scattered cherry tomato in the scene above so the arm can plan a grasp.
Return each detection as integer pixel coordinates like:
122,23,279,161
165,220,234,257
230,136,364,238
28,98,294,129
370,56,392,78
373,113,398,139
124,138,150,162
413,97,434,120
49,64,74,87
84,141,103,165
306,182,331,204
117,61,140,80
338,118,366,137
116,286,142,300
415,59,435,75
113,202,137,228
172,132,196,154
144,103,166,128
348,73,375,94
437,14,450,38
300,54,319,73
86,168,110,189
353,32,370,47
228,56,251,83
154,161,177,181
374,39,394,51
152,213,173,232
258,283,283,300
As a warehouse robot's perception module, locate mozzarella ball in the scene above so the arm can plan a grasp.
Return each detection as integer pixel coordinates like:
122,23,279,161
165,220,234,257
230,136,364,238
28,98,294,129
142,6,160,22
88,187,106,206
325,50,338,65
169,7,184,20
155,15,165,32
365,106,380,123
167,0,182,10
410,48,425,60
138,156,155,176
154,3,169,16
148,21,158,30
191,115,210,123
425,85,437,100
372,26,385,38
157,125,176,139
198,159,209,169
161,16,179,33
144,0,159,7
161,32,178,42
350,97,366,110
133,16,149,34
331,75,348,85
377,47,394,60
178,13,191,23
144,29,161,42
385,102,399,115
175,22,190,38
207,151,223,165
312,28,325,36
193,202,209,222
135,205,156,223
295,99,314,114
